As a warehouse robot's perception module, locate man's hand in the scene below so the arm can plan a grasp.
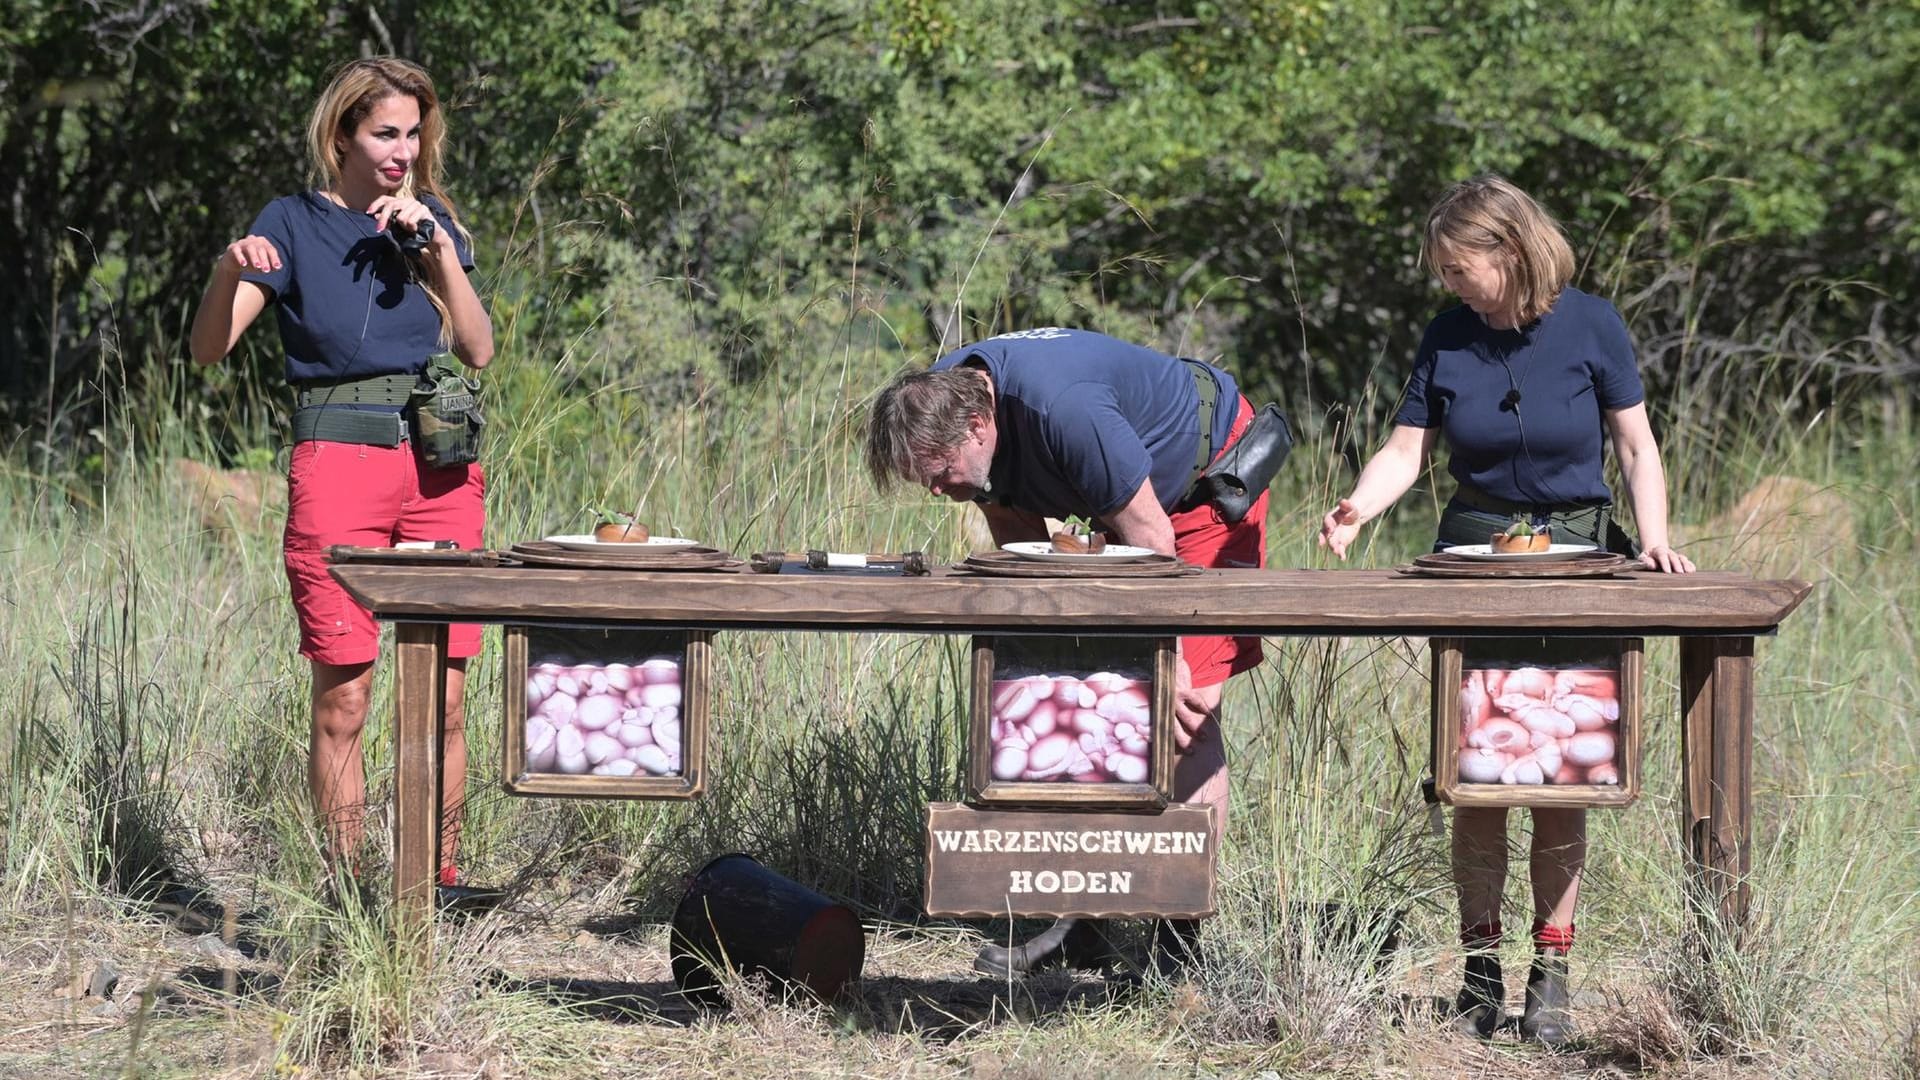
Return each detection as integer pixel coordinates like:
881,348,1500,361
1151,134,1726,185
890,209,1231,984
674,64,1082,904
1172,657,1215,751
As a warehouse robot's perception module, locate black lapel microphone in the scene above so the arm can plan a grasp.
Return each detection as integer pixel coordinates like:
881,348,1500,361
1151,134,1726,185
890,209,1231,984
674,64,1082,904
1501,387,1522,412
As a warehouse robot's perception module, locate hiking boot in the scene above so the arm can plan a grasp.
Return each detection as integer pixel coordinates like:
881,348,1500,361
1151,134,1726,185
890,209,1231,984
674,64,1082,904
974,918,1122,976
1520,951,1574,1047
1450,952,1504,1038
436,882,508,920
1059,918,1129,972
974,917,1074,976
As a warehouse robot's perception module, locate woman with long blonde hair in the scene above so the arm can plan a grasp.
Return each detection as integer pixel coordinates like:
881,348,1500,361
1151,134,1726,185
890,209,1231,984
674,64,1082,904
189,57,493,901
1321,175,1692,1044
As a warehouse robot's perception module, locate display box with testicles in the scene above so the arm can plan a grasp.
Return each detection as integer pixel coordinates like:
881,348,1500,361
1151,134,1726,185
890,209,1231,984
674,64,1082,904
967,635,1177,809
503,626,710,799
1431,636,1643,809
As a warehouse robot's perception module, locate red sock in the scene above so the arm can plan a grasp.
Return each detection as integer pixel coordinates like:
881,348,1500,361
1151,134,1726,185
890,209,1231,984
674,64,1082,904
438,865,458,887
1531,918,1574,953
1460,920,1503,952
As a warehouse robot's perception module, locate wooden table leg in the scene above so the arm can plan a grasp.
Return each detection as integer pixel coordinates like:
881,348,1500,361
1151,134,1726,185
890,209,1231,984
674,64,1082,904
393,622,448,949
1680,636,1754,938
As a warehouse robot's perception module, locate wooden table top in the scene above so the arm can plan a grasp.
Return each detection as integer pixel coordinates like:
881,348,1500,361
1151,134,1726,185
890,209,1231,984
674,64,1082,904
331,564,1811,637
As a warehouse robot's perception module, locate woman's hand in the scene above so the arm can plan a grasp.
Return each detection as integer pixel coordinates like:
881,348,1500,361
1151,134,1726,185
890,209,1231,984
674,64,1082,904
1605,404,1693,575
366,196,451,260
368,196,492,367
1320,498,1364,559
1318,424,1436,561
192,234,276,365
217,235,282,277
1639,543,1696,574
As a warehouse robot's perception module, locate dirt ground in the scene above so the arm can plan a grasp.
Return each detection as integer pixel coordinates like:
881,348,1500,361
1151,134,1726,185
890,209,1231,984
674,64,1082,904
2,890,1860,1080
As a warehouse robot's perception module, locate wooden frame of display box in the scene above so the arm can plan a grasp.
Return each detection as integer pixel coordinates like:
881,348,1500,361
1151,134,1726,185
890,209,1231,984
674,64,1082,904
502,625,711,799
1431,636,1643,809
332,561,1807,956
966,634,1177,810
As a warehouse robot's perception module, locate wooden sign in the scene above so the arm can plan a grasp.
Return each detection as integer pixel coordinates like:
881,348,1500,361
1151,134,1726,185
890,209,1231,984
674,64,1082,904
923,803,1215,919
503,626,710,799
966,635,1177,810
1432,636,1642,809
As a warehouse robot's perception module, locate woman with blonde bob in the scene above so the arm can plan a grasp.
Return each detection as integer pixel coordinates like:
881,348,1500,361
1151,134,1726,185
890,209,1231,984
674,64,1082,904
190,57,493,899
1321,175,1692,1044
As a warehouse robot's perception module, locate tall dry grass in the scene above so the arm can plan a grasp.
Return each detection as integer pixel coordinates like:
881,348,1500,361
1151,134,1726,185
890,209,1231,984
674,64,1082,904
1,218,1914,1078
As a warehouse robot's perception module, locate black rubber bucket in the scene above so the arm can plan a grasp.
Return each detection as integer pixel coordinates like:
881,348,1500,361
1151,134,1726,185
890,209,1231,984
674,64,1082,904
669,853,865,1004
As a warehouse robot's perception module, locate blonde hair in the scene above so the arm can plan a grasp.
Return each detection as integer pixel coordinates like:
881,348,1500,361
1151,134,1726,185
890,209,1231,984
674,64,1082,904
1421,175,1575,326
304,57,470,342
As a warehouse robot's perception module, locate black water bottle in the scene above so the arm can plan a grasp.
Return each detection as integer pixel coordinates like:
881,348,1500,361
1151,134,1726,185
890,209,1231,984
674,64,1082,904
390,215,435,257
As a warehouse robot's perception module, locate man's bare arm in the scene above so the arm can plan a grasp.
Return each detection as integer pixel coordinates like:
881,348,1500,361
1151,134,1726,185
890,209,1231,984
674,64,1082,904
978,502,1050,545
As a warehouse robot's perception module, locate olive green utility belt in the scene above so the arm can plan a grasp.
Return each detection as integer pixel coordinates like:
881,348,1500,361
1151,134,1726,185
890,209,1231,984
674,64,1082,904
291,372,419,446
1173,358,1295,526
1180,358,1221,493
1451,481,1605,520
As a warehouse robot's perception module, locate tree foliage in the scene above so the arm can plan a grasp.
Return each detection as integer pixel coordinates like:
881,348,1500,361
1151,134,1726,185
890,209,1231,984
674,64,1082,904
3,0,1913,434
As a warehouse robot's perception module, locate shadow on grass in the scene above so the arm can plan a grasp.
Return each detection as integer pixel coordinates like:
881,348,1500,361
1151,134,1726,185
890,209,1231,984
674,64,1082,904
624,671,962,923
494,965,1129,1040
155,966,286,1007
847,971,1135,1040
491,971,710,1025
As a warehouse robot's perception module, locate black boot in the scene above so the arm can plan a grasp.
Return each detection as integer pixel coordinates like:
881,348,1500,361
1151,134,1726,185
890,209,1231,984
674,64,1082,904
1450,952,1504,1038
974,918,1079,976
435,881,508,920
976,918,1127,977
1150,917,1201,979
1520,951,1574,1047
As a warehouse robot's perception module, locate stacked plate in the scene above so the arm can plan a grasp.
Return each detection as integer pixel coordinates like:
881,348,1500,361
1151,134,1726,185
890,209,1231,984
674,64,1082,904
1396,549,1637,579
509,537,738,571
957,546,1197,578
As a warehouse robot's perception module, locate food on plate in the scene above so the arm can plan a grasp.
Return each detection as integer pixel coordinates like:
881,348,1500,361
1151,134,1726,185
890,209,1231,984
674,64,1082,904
1456,664,1623,786
1049,530,1106,554
1489,519,1552,553
592,515,650,543
1050,517,1107,554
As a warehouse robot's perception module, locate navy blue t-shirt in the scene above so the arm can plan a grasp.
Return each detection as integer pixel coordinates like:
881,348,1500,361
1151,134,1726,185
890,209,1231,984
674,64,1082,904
1394,288,1644,507
240,191,474,387
930,328,1239,519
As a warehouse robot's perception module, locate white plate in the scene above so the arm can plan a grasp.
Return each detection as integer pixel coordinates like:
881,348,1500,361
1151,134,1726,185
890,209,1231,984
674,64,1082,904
1442,543,1600,562
1001,541,1159,563
544,534,700,552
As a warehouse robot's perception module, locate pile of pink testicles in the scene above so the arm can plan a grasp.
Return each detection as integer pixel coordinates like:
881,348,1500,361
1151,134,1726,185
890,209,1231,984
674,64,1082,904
523,657,684,777
988,671,1152,784
1457,666,1622,785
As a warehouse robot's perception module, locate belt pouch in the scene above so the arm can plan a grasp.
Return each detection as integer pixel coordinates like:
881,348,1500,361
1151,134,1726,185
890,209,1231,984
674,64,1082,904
1192,404,1293,525
1603,513,1643,559
408,358,484,468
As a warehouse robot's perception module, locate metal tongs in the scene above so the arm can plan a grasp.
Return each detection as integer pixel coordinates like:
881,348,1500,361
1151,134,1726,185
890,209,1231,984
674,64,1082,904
748,550,930,575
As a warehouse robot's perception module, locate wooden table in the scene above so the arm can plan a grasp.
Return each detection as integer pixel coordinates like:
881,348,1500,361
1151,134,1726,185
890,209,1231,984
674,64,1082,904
332,565,1809,946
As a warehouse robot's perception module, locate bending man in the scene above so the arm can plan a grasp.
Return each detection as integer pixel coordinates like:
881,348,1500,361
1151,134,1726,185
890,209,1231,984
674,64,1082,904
867,326,1272,976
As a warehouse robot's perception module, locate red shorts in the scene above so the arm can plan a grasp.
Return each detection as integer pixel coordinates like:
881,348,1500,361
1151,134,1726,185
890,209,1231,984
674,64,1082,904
1172,396,1268,688
283,439,485,665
